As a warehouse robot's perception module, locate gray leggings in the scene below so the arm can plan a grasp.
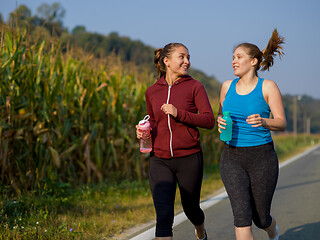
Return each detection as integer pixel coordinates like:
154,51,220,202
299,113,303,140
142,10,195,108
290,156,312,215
220,142,278,229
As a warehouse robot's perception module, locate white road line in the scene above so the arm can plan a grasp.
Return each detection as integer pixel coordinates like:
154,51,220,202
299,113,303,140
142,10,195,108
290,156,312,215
129,144,320,240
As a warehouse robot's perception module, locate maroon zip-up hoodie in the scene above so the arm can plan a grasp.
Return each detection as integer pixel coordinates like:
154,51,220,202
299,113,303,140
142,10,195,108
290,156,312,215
146,75,215,159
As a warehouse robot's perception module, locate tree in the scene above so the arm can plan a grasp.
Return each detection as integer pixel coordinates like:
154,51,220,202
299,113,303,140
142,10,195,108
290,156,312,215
36,2,66,37
9,5,31,26
72,25,86,35
37,2,65,24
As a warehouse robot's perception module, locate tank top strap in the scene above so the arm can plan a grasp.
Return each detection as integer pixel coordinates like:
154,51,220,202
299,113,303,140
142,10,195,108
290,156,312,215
231,78,239,88
256,77,264,96
257,77,263,88
227,78,239,96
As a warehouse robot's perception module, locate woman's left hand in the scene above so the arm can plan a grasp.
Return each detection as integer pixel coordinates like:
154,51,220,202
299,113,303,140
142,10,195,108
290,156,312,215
161,104,177,118
246,114,266,128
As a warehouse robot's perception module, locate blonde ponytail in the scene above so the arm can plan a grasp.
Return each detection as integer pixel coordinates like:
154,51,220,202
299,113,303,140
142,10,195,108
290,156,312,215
260,29,285,71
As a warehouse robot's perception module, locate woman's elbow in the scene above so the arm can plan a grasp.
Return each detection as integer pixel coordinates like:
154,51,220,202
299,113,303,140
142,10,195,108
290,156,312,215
207,117,215,129
279,120,287,131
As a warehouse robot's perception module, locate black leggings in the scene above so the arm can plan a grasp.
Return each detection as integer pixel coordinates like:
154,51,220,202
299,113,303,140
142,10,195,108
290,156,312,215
149,151,205,237
220,142,278,229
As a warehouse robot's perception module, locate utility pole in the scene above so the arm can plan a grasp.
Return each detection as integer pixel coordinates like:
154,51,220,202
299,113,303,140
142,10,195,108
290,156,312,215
306,117,311,135
293,95,301,139
303,110,307,134
293,96,297,139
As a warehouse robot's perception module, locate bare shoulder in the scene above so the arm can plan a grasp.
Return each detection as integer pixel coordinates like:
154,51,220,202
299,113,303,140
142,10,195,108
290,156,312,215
262,79,279,89
219,80,233,103
262,79,281,94
220,80,233,96
262,79,283,104
223,79,233,87
221,80,233,91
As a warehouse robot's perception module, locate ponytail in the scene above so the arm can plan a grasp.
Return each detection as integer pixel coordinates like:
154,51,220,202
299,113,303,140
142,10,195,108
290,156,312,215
260,29,285,71
154,48,166,78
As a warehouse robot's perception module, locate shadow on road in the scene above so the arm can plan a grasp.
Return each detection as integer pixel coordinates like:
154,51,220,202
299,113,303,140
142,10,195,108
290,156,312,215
280,221,320,240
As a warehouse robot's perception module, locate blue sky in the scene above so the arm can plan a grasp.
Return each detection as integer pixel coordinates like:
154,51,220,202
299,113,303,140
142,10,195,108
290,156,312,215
2,0,320,99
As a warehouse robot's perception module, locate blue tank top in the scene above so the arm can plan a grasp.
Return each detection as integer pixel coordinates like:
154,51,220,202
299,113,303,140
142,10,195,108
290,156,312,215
222,78,272,147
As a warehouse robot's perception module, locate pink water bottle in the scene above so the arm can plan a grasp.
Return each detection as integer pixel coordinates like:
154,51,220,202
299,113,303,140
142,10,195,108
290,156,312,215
138,115,152,153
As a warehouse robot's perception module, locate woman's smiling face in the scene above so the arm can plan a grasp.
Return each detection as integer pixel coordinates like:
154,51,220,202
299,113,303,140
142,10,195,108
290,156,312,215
232,47,257,77
164,46,190,77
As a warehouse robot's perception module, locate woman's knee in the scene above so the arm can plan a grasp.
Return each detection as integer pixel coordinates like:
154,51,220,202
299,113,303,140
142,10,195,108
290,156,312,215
252,214,272,229
233,209,252,228
155,209,174,237
234,218,252,228
183,206,204,226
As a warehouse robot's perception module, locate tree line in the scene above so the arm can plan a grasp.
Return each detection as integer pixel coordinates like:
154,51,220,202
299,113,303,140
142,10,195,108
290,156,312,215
2,3,221,96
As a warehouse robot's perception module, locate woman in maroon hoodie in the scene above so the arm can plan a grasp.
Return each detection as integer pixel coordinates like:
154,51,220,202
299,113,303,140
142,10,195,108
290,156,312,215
137,43,215,240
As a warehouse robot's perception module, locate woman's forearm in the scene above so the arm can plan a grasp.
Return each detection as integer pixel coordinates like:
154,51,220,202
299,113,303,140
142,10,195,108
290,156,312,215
262,118,287,131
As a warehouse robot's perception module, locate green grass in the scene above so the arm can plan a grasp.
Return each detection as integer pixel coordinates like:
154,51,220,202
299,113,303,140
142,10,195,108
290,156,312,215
1,134,319,239
0,179,154,239
273,133,320,161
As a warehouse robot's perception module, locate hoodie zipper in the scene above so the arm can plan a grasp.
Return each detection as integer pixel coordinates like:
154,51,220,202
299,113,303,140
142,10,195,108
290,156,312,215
166,85,173,157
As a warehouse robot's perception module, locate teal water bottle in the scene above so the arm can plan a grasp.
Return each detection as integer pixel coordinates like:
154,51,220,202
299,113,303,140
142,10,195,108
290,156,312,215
220,111,232,142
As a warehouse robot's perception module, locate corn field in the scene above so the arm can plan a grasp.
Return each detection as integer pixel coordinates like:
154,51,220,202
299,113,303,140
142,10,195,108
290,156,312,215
0,25,222,195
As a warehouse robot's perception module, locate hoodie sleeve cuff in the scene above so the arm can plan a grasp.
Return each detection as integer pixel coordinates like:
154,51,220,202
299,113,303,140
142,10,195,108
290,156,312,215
176,108,184,120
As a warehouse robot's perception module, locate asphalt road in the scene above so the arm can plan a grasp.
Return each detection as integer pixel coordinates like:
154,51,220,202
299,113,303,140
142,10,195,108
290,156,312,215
130,144,320,240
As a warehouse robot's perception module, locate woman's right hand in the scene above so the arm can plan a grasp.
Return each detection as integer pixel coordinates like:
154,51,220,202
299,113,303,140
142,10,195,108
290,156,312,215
136,125,153,139
217,114,227,133
136,125,143,139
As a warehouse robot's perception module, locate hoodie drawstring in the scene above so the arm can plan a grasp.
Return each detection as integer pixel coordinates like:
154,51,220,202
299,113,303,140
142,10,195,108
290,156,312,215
166,85,173,157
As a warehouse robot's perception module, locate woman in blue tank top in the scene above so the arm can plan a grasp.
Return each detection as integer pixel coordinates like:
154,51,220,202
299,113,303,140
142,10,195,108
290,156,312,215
217,29,286,240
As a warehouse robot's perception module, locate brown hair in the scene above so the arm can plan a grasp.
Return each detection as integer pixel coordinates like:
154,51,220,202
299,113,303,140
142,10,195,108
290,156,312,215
235,29,285,74
154,43,188,78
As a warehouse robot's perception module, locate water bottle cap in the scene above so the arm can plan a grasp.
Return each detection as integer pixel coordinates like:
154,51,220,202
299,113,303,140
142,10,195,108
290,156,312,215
139,115,150,125
223,111,230,116
138,115,151,130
